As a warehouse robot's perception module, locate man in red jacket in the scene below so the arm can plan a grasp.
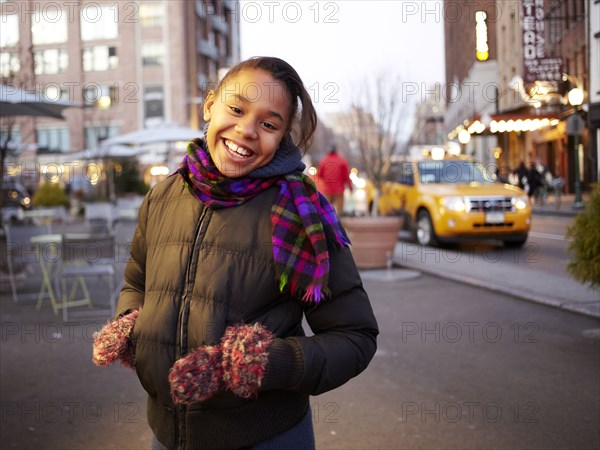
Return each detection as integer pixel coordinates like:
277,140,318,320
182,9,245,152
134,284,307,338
317,145,353,214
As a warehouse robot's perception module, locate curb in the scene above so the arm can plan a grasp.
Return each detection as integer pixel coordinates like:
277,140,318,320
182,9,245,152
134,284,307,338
397,260,600,320
532,209,580,218
360,268,422,282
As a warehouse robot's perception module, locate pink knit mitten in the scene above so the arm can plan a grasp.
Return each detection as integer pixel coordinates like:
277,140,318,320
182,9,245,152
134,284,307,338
221,323,274,399
92,309,141,369
168,345,224,404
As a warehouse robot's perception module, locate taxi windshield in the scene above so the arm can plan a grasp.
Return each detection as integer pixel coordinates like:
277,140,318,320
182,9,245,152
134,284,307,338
418,160,495,184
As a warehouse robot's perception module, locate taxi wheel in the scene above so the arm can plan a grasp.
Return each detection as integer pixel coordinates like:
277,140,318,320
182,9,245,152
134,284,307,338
416,210,438,246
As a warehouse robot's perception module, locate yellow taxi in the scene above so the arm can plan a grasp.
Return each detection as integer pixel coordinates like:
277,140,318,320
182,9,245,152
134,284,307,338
378,151,531,247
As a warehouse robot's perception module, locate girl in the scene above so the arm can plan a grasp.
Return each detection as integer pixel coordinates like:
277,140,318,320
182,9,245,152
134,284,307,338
93,56,378,450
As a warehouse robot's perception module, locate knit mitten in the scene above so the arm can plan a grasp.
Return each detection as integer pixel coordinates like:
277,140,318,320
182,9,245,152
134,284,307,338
168,345,224,404
221,323,275,399
92,309,141,369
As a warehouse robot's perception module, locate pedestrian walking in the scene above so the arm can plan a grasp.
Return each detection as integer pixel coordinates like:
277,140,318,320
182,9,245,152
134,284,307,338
317,144,353,214
92,56,378,450
513,161,529,192
528,161,544,199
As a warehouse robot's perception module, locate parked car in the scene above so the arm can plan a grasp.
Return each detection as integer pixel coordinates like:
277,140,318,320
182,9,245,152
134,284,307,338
378,152,531,247
1,181,31,223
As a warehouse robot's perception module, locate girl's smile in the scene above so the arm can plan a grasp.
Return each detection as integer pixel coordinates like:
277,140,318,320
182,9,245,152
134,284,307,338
203,69,291,178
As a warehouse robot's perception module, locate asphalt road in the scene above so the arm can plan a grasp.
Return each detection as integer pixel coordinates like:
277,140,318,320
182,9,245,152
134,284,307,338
312,275,600,450
400,214,574,278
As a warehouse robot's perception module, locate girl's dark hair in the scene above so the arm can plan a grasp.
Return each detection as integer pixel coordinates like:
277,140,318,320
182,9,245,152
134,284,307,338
216,56,317,152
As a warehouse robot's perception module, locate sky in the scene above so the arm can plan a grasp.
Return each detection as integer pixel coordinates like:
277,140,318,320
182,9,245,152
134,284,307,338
239,0,446,117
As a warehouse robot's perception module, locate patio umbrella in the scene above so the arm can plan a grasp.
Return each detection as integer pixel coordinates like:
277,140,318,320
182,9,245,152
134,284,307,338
102,122,201,147
102,122,201,172
64,144,143,161
0,84,81,119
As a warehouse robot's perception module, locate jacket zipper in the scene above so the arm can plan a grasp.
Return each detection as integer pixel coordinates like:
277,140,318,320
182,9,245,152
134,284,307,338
176,206,209,450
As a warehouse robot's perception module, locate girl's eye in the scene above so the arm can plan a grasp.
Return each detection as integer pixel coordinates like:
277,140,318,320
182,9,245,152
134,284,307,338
229,106,242,114
262,122,277,130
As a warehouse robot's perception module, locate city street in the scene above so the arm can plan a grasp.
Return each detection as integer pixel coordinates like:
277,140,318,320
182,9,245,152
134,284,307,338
1,259,598,449
450,214,576,276
0,211,599,449
394,208,600,318
313,274,600,450
1,0,599,448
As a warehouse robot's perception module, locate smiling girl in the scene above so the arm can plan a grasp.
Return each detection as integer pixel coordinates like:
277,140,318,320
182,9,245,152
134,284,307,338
93,57,378,450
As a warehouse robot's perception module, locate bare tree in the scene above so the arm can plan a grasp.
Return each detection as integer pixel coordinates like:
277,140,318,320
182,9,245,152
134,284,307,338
344,73,410,213
1,43,36,218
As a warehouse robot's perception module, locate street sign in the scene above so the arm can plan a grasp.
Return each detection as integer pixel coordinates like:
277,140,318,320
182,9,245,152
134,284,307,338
566,114,585,136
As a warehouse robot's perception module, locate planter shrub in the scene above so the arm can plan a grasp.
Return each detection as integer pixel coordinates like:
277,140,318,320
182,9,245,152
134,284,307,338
32,182,69,208
566,184,600,289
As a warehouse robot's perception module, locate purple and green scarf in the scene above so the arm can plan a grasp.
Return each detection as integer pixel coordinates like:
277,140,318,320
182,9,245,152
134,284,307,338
178,137,350,303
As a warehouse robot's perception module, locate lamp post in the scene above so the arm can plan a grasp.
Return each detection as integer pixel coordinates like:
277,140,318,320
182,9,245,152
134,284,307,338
566,87,585,210
96,95,116,202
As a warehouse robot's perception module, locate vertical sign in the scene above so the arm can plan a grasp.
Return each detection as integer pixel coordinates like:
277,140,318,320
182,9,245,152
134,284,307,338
475,11,489,61
522,0,563,83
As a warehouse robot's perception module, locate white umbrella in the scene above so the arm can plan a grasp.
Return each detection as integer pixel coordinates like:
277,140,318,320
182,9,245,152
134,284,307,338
64,144,143,161
102,122,201,147
0,84,81,119
102,122,200,171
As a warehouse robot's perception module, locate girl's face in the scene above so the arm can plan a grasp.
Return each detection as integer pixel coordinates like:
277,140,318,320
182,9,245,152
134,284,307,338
203,69,291,178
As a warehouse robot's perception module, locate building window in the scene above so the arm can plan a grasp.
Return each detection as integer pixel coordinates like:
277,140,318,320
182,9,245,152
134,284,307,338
82,46,118,71
141,42,164,66
85,125,119,149
575,0,585,21
0,128,21,153
559,0,568,31
36,127,70,153
0,51,20,77
208,60,217,80
31,8,67,45
34,48,68,75
82,84,119,107
0,14,19,48
140,2,165,28
144,86,164,127
43,85,69,102
80,5,119,41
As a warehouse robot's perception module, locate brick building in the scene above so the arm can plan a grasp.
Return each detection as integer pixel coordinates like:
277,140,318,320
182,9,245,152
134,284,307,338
0,0,239,160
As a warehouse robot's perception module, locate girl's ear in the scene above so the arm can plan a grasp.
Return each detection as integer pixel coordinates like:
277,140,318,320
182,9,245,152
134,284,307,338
203,91,216,121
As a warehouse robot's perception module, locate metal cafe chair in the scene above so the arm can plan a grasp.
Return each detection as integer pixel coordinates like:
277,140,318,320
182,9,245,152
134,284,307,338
32,234,63,315
59,232,116,322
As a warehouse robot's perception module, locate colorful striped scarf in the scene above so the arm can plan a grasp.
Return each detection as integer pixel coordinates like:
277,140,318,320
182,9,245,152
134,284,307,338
178,137,350,303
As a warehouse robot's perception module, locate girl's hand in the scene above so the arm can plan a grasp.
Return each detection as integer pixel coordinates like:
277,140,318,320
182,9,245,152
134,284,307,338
168,323,274,404
168,345,224,404
92,309,141,369
221,323,274,398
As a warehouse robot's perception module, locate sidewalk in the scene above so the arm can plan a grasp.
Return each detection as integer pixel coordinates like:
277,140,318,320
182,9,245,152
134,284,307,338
394,242,600,318
530,192,590,217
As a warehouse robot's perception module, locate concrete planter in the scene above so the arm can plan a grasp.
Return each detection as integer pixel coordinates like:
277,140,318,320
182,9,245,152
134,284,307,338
341,216,403,269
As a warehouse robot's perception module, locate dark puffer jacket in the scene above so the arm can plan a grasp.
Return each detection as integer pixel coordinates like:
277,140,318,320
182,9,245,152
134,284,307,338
117,173,379,449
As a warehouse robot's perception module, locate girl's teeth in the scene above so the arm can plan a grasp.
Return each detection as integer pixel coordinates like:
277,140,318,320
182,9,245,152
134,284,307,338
225,140,252,157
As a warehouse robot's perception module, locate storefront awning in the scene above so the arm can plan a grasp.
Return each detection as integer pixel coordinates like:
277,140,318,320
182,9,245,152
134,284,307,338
448,110,561,139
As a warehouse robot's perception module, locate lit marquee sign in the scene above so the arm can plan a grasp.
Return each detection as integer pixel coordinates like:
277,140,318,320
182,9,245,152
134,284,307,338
475,11,489,61
522,0,562,83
